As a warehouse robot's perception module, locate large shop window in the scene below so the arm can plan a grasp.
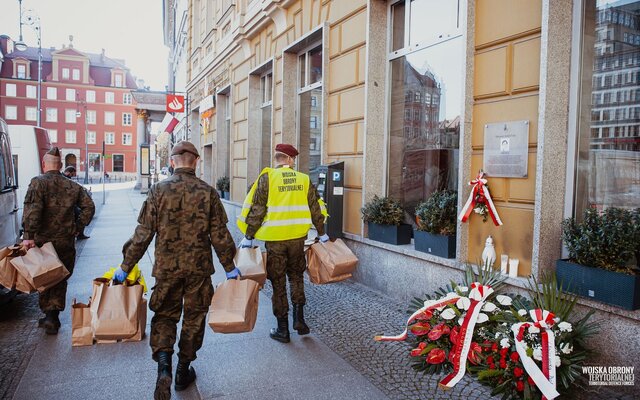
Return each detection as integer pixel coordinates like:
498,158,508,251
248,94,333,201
573,0,640,216
113,154,124,172
298,45,323,184
387,0,462,220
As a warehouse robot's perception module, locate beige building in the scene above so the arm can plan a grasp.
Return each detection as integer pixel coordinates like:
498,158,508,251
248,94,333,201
185,0,639,369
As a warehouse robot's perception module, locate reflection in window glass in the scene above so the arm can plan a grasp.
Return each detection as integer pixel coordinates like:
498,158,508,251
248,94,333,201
309,46,323,85
299,54,306,88
391,1,406,51
298,88,323,184
574,0,640,216
409,0,459,46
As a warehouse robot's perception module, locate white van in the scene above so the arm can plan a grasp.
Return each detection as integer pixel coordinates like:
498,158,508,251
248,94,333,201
7,125,52,222
0,119,21,294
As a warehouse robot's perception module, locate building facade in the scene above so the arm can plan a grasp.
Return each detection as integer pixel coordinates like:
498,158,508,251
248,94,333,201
183,0,639,369
0,36,139,177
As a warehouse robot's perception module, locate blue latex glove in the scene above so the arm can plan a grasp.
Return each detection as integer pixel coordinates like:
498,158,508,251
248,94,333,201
319,234,330,243
113,266,127,283
226,267,242,280
239,237,253,248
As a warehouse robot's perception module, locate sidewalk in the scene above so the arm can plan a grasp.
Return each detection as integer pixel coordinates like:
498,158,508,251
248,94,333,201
11,183,389,400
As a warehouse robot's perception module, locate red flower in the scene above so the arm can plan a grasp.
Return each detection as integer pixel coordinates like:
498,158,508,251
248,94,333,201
527,376,535,386
486,356,494,364
428,323,450,341
448,347,457,363
416,310,433,320
489,362,496,370
500,348,509,357
467,342,482,365
513,367,524,378
410,322,431,336
499,360,507,369
491,342,498,352
510,352,519,362
449,326,460,345
516,380,525,392
410,342,427,357
426,348,446,364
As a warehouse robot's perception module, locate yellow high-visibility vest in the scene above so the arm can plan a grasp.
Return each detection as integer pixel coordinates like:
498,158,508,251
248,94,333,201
237,167,328,241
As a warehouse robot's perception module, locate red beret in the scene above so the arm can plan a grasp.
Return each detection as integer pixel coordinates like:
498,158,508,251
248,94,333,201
275,143,299,157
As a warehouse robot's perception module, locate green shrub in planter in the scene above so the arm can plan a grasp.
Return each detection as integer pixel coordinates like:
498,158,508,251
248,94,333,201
216,176,230,199
414,190,457,258
361,196,411,245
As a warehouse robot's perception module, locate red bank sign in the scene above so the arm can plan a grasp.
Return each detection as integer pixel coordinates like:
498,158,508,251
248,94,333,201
166,95,185,113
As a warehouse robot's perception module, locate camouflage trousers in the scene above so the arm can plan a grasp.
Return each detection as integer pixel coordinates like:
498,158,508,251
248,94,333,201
149,275,214,362
265,237,307,318
37,238,76,313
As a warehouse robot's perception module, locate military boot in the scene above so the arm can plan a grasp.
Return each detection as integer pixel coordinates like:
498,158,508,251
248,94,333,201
154,351,172,400
175,361,197,391
292,304,310,335
269,317,290,343
42,311,61,335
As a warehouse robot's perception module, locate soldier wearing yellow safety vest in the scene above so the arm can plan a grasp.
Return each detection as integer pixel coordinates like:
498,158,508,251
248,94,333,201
238,143,328,343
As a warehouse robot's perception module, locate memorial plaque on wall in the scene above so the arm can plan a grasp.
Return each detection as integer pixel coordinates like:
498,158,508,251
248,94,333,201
483,120,529,178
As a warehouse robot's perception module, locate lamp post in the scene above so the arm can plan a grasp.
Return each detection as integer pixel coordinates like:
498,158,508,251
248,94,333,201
76,98,89,184
15,2,42,126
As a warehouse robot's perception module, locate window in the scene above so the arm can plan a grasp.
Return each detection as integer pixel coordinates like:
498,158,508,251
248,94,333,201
47,87,57,100
122,133,132,145
387,0,462,219
5,106,17,120
48,129,58,143
66,89,76,101
573,0,640,215
299,45,323,89
72,68,80,80
46,108,58,122
17,64,27,79
65,109,77,123
123,93,132,105
86,90,96,103
105,132,115,145
310,116,318,129
260,73,273,105
105,112,115,125
62,68,70,79
6,84,16,97
105,92,115,104
25,85,36,98
25,107,37,121
113,154,124,172
122,113,132,126
87,131,96,144
297,44,324,183
65,130,77,144
87,110,96,124
89,153,100,172
114,74,123,87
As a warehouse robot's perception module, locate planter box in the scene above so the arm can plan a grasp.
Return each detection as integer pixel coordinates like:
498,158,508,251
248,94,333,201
414,230,455,258
223,191,230,200
556,259,640,310
367,223,412,245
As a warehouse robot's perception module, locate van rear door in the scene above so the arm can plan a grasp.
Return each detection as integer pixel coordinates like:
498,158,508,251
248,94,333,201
0,121,19,247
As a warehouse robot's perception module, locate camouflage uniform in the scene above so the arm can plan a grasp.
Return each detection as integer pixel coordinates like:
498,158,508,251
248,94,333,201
245,168,325,318
22,171,95,312
121,167,236,362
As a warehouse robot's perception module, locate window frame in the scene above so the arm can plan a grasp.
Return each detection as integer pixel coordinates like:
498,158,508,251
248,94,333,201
65,130,77,144
112,153,125,172
48,129,58,143
104,112,115,126
46,108,58,122
122,133,133,146
87,131,97,145
72,68,80,80
62,68,70,79
122,113,132,126
6,83,17,97
25,107,37,121
46,87,57,100
66,88,76,101
105,92,115,104
5,106,17,120
65,109,77,123
86,90,96,103
105,132,115,145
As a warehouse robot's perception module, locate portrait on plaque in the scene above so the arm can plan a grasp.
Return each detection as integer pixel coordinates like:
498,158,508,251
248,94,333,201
483,120,529,178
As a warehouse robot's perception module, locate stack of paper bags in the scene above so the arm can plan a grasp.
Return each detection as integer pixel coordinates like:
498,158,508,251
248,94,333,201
306,239,358,284
208,279,259,334
2,243,69,293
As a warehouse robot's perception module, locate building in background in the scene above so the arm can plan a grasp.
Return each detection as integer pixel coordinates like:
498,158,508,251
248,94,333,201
163,0,189,142
0,35,139,177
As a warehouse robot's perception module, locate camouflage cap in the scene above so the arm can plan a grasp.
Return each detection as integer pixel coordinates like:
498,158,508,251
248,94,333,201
171,141,200,157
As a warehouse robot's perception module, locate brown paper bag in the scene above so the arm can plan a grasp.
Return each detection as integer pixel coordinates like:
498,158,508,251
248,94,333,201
307,239,358,284
0,246,26,290
208,279,259,334
123,297,148,342
71,299,93,347
90,278,143,340
233,247,266,286
10,242,69,292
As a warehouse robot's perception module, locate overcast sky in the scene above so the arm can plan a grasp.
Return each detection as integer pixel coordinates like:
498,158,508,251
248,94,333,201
0,0,169,91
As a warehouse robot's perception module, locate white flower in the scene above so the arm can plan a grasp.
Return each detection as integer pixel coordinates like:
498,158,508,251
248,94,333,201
456,297,471,311
476,313,489,324
496,295,512,306
533,348,543,361
482,302,497,313
518,309,527,316
440,308,457,320
558,322,573,332
560,343,573,355
555,356,562,367
500,338,510,349
474,207,485,215
494,332,502,339
528,326,540,334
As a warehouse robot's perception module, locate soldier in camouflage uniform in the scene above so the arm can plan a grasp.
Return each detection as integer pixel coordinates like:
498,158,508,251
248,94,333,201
239,143,327,343
21,147,95,335
117,141,239,400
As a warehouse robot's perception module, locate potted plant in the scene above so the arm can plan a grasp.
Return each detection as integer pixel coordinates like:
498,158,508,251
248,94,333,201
414,190,457,258
216,176,230,200
361,195,412,245
557,207,640,310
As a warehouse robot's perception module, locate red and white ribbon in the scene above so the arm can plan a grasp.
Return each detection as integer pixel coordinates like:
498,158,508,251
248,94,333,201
511,309,559,400
439,283,494,390
374,292,459,342
458,170,503,226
